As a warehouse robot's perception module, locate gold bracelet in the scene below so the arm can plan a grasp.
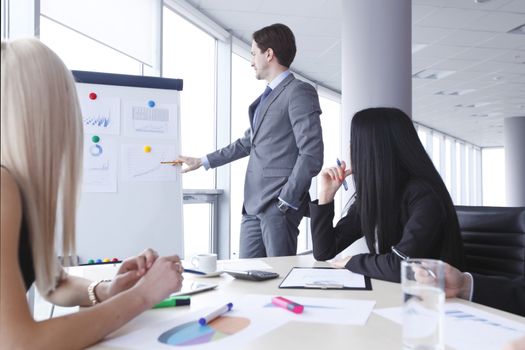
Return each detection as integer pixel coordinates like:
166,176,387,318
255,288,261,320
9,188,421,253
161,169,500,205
87,280,110,305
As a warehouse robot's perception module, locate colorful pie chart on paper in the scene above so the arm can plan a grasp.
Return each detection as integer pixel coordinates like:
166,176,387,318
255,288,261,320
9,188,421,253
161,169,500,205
158,316,250,346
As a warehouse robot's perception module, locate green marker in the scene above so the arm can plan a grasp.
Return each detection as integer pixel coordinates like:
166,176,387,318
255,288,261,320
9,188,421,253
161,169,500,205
153,296,191,309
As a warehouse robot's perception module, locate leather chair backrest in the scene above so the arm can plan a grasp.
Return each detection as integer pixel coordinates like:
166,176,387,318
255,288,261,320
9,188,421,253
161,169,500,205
455,206,525,278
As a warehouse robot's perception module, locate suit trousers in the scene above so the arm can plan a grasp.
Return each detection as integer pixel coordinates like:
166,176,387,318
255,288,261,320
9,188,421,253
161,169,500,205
239,200,304,258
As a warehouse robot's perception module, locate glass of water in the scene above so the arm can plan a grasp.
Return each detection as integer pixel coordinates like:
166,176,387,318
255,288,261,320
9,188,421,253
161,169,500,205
401,259,445,350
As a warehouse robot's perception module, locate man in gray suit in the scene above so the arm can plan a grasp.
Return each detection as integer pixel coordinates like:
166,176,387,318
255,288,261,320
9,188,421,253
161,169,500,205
178,23,323,258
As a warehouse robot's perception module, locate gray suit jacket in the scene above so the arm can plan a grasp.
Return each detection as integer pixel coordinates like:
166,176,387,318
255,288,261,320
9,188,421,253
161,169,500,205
207,74,323,215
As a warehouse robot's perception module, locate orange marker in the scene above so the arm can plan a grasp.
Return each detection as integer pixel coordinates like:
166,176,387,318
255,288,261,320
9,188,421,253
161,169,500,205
160,160,183,165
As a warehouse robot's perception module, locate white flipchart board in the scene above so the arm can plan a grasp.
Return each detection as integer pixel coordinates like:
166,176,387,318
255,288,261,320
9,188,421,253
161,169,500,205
72,71,184,264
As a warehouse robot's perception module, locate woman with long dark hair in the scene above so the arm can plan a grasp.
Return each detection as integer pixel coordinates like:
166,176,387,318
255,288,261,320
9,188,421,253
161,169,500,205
310,107,465,282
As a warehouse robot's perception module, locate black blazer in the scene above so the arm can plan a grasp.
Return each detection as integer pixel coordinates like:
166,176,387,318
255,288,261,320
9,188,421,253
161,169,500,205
472,274,525,316
310,179,465,282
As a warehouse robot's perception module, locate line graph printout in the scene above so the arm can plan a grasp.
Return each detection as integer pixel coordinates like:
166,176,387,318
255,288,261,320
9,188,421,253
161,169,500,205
121,144,178,182
80,97,121,135
82,136,117,193
123,101,178,139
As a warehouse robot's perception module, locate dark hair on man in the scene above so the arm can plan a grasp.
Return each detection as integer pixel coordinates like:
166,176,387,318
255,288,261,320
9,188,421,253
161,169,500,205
350,107,465,269
252,23,296,68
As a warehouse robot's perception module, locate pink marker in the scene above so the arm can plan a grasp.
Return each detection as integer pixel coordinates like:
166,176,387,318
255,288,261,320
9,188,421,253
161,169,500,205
271,296,304,314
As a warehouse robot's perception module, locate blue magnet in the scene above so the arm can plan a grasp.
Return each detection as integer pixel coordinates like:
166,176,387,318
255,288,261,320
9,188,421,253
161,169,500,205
148,100,155,108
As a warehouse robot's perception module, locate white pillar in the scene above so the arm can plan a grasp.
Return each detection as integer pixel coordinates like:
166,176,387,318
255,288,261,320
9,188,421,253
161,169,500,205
504,116,525,206
339,0,411,256
341,0,411,197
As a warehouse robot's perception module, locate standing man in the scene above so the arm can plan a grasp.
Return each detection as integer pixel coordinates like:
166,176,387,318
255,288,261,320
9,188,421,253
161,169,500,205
177,23,323,258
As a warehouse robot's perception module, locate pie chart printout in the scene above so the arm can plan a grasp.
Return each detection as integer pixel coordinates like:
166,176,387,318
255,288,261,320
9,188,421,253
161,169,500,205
158,316,250,346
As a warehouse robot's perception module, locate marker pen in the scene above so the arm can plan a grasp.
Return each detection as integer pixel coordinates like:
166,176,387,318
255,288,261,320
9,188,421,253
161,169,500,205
153,296,191,309
271,296,304,314
199,303,233,326
336,158,348,191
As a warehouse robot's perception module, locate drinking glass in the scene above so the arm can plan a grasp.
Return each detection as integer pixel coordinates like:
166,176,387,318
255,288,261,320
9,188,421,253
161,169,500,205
401,259,445,350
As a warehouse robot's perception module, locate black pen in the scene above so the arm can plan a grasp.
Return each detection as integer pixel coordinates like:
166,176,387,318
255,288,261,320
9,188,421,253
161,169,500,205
391,246,437,279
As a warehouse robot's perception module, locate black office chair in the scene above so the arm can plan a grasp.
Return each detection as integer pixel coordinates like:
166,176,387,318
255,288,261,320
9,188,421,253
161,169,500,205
455,206,525,279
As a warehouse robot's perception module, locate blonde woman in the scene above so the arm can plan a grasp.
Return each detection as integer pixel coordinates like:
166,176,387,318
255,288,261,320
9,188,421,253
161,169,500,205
0,38,184,349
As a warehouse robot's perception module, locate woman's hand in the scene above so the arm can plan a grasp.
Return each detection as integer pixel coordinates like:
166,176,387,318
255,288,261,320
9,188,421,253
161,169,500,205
318,160,352,204
97,248,163,301
330,256,352,269
132,255,184,308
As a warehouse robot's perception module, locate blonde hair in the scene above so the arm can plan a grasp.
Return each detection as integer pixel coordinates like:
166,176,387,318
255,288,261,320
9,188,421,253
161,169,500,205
1,38,83,295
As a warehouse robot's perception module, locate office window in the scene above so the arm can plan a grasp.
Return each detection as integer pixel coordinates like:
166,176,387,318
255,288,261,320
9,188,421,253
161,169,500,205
183,203,211,258
39,16,143,74
230,53,266,258
416,122,482,205
1,0,6,39
473,148,482,205
163,7,215,190
455,142,461,204
444,138,453,193
417,127,428,154
432,132,441,175
482,148,506,206
41,0,159,67
318,94,342,221
163,8,216,258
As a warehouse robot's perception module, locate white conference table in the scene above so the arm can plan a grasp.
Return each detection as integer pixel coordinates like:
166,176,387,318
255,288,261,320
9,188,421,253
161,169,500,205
77,254,524,350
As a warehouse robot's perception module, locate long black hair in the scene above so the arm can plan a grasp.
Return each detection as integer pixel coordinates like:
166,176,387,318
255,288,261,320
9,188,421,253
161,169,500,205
350,107,464,268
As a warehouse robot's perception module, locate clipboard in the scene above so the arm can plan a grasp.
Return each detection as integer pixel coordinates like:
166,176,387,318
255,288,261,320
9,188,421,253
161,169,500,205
278,267,372,290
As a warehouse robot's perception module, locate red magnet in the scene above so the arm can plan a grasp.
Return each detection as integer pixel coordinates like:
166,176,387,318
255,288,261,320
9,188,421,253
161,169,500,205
89,92,97,100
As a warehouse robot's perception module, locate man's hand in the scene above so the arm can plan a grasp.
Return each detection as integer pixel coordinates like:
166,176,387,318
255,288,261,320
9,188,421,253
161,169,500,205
176,155,203,173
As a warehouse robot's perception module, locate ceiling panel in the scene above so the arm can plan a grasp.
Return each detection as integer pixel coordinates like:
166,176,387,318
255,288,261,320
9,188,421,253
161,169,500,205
414,8,487,29
436,29,498,47
464,11,525,32
412,26,455,43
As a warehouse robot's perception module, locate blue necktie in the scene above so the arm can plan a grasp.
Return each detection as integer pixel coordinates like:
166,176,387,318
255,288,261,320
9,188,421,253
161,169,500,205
253,86,272,128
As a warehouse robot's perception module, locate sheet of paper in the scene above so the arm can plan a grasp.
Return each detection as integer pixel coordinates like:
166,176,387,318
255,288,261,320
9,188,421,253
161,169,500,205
217,259,273,271
82,135,118,192
121,143,178,182
374,303,525,350
80,97,121,135
100,294,375,349
123,101,178,139
280,267,367,288
100,297,287,350
242,294,375,326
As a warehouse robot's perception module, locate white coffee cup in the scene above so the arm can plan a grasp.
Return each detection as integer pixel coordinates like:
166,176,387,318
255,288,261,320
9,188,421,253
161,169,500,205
191,253,217,274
